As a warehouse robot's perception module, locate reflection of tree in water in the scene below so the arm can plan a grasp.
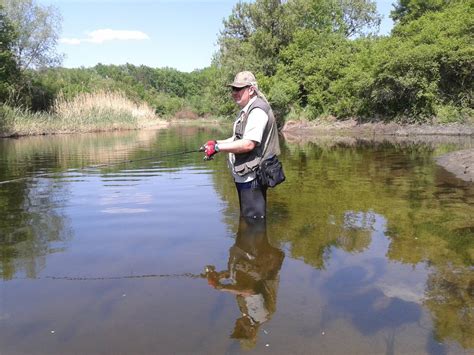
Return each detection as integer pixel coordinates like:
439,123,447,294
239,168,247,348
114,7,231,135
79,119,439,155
424,264,474,349
205,218,284,350
0,128,195,281
0,126,229,281
338,211,374,252
384,168,473,348
271,209,374,270
0,133,155,280
210,139,474,350
0,179,71,280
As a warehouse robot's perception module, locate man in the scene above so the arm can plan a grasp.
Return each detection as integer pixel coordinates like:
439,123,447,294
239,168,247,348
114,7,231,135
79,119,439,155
204,71,281,218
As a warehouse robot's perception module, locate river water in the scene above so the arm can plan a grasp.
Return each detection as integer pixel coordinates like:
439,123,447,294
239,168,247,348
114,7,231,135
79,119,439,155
0,125,472,354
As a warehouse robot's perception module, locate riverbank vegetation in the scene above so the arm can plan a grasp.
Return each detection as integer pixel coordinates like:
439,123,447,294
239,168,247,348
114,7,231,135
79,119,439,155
1,0,472,136
0,91,165,137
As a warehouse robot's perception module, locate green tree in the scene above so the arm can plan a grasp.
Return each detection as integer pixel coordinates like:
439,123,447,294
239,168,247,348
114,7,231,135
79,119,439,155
3,0,62,71
214,0,382,119
275,29,357,118
366,1,474,121
217,0,380,79
269,0,473,122
391,0,453,24
0,5,19,103
289,0,380,36
217,0,294,77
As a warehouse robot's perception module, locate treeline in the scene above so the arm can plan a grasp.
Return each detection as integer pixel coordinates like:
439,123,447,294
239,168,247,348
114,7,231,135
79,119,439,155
214,0,473,123
1,0,473,124
11,64,219,117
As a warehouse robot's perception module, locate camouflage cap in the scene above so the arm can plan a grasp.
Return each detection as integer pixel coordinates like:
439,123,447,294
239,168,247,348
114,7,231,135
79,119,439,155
228,71,258,88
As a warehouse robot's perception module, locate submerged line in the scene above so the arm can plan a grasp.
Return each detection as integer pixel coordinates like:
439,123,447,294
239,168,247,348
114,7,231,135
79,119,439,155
33,272,205,281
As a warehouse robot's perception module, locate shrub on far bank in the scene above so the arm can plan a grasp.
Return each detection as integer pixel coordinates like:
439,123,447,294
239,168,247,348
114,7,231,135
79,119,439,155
0,105,55,137
434,105,474,124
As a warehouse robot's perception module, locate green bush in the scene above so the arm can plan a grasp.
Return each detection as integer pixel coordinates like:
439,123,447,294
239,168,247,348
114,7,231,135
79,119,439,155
365,2,473,121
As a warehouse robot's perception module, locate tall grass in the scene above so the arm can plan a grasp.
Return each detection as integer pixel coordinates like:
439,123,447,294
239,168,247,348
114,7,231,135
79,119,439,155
1,91,166,137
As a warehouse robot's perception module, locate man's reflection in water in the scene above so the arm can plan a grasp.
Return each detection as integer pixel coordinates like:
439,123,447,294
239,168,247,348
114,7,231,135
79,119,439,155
205,217,285,349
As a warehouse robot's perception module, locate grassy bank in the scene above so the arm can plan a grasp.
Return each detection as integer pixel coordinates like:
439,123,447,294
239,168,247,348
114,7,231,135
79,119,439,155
0,91,167,137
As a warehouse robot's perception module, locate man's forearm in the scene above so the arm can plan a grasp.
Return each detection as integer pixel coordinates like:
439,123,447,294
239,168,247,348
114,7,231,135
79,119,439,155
217,139,256,154
216,137,234,145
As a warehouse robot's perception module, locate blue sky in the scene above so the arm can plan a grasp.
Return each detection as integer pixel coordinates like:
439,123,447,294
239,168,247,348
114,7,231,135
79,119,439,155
43,0,395,72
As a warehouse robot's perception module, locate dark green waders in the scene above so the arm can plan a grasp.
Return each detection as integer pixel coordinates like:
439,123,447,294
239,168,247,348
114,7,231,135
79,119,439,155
235,180,267,218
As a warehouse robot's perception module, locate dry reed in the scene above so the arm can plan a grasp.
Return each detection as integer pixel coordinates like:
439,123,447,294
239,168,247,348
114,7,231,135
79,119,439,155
54,91,157,124
1,91,166,137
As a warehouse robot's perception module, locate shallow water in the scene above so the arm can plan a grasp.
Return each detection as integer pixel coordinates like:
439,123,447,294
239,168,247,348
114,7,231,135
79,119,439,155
0,125,472,354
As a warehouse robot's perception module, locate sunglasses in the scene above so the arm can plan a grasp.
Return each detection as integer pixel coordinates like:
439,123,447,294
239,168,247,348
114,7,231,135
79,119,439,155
231,86,248,92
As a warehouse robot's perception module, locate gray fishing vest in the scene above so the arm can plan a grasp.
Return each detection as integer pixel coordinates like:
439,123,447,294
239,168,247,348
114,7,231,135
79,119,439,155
233,97,281,177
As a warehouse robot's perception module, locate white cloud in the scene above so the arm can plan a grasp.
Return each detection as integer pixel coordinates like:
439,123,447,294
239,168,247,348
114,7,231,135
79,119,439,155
60,29,150,45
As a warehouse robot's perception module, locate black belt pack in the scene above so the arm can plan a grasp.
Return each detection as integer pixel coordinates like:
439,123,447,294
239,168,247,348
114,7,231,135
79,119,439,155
257,156,285,188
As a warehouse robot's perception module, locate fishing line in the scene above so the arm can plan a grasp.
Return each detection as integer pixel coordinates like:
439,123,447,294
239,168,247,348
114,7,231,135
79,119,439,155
43,272,205,281
7,271,207,282
0,147,204,185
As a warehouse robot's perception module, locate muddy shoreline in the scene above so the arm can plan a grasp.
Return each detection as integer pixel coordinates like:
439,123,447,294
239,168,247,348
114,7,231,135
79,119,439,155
282,120,474,183
281,119,474,137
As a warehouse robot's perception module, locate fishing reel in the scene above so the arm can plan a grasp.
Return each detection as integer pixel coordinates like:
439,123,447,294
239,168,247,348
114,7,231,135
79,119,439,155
200,143,219,161
199,145,212,161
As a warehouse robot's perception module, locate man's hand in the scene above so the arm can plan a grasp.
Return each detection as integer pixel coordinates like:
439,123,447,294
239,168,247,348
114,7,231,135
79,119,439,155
204,140,219,160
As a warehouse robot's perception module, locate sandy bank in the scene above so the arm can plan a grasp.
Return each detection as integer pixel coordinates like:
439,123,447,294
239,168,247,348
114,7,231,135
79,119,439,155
435,149,474,183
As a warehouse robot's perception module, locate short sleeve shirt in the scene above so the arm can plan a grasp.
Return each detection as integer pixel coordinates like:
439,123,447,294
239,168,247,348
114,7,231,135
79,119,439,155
229,96,269,183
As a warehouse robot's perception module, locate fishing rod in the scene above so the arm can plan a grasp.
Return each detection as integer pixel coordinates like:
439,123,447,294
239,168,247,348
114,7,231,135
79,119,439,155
0,146,205,185
83,147,205,169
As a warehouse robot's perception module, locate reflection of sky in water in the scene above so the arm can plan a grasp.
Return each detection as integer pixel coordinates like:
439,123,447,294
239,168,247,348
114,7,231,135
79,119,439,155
275,212,452,355
99,190,153,214
328,213,429,304
323,213,427,335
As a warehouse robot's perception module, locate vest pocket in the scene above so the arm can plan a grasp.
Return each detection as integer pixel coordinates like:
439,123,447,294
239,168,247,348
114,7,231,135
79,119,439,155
233,162,255,176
